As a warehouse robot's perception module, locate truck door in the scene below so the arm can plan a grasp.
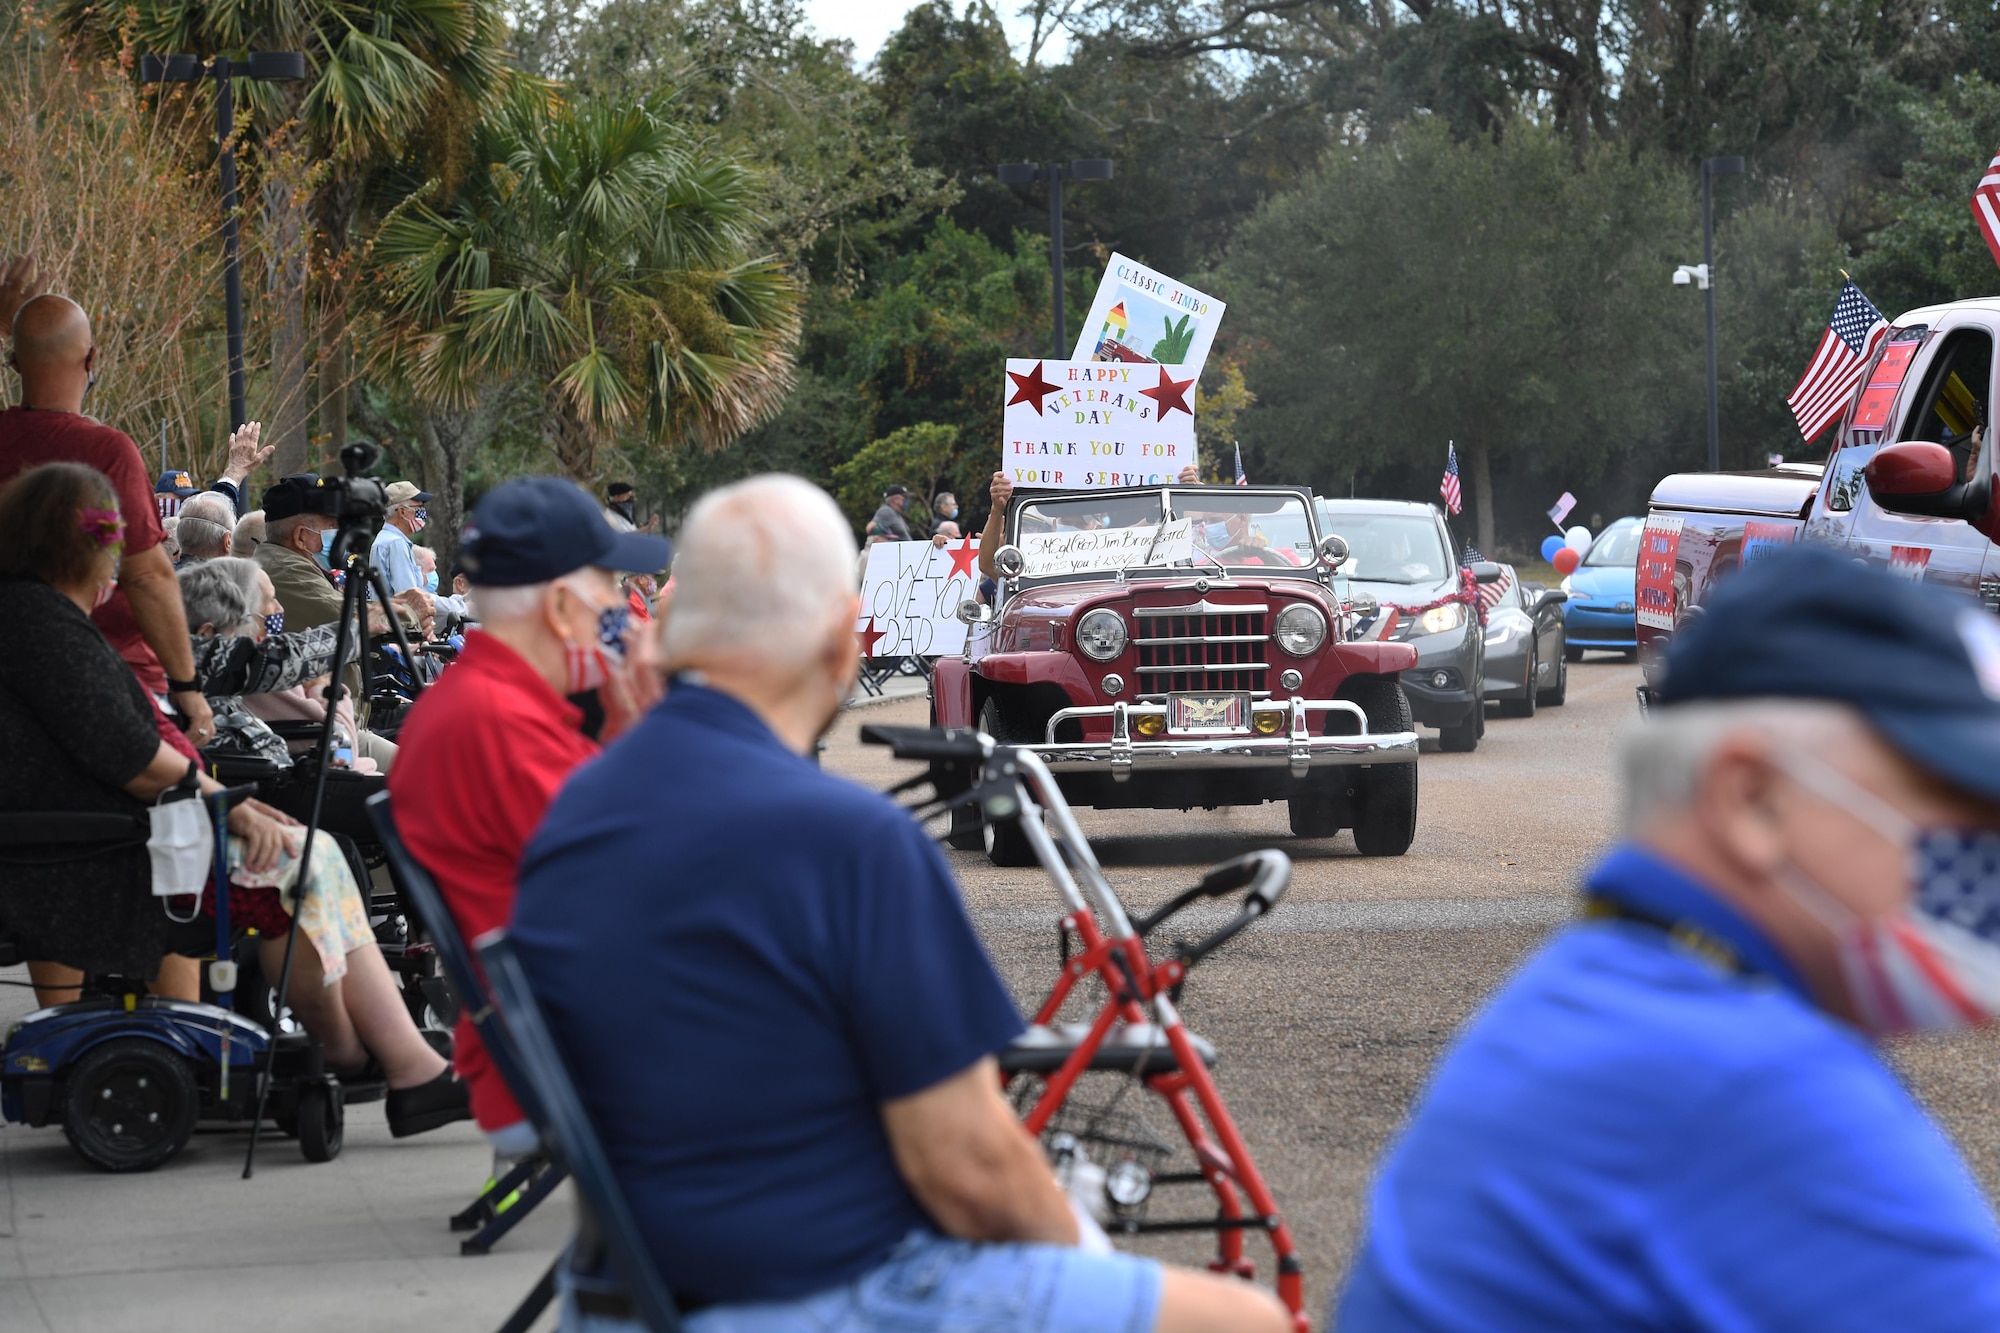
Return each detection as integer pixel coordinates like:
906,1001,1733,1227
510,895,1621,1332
1850,318,1995,602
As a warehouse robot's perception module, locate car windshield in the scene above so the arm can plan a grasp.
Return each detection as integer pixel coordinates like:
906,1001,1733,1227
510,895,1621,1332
1317,509,1449,584
1583,520,1643,567
1011,490,1316,573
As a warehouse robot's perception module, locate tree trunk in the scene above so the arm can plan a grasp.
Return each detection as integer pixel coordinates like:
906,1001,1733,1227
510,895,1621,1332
545,407,599,484
262,168,312,473
418,389,505,575
314,174,361,467
1464,432,1496,556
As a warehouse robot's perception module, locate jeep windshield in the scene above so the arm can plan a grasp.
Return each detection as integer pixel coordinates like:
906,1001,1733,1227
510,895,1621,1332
1012,490,1316,577
1317,510,1449,585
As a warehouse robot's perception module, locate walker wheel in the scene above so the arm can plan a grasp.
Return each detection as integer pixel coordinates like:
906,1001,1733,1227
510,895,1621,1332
61,1038,199,1172
296,1080,345,1162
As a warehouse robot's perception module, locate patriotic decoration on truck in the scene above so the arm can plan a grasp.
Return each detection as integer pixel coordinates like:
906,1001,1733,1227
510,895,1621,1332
1974,148,2000,273
1787,281,1887,443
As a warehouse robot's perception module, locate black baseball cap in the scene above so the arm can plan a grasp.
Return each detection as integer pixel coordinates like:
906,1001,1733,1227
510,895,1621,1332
1656,543,2000,802
261,473,323,521
883,484,909,498
461,477,672,587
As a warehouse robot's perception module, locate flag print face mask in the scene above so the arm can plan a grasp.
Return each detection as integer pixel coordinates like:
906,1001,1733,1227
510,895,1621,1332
1775,757,2000,1035
559,579,630,695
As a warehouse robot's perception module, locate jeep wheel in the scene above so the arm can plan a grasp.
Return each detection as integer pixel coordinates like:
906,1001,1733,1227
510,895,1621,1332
1498,649,1537,718
62,1038,199,1173
1538,648,1568,706
1345,678,1418,856
978,698,1040,867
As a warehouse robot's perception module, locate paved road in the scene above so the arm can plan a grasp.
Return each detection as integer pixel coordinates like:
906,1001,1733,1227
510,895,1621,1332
6,654,2000,1330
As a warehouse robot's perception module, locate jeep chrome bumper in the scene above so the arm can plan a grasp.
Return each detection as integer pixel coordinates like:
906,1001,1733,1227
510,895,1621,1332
1037,699,1418,781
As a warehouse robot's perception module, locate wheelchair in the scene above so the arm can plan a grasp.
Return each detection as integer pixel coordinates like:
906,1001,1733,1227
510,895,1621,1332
864,724,1310,1332
0,787,383,1170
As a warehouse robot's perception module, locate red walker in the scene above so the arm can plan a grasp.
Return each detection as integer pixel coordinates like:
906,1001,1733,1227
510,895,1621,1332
866,725,1308,1331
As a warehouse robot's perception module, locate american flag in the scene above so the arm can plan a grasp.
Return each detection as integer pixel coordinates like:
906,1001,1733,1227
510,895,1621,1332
1975,149,2000,273
1439,443,1462,515
1233,443,1248,485
1787,281,1887,443
1462,543,1513,610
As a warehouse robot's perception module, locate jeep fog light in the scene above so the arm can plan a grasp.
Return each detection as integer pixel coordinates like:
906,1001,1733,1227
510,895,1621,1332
1253,711,1284,735
1135,713,1165,737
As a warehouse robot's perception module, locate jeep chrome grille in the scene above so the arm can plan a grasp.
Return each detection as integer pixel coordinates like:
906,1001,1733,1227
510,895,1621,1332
1132,600,1269,693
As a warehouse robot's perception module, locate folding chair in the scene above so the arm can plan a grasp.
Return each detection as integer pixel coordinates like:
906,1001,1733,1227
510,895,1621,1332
479,931,684,1332
365,793,568,1259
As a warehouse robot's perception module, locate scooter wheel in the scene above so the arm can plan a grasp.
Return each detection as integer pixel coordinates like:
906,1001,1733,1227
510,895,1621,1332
62,1038,199,1172
296,1080,345,1163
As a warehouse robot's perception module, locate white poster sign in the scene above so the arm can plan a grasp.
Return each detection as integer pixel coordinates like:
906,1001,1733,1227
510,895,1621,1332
1071,253,1226,381
1002,359,1197,491
855,537,982,659
1017,518,1194,577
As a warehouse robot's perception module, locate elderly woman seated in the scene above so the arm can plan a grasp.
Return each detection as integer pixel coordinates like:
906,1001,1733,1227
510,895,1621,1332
178,556,358,767
0,463,467,1137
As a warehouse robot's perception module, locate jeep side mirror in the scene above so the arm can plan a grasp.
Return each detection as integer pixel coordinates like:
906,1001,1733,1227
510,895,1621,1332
992,544,1026,579
1316,534,1350,569
955,599,993,625
1469,561,1505,584
1864,441,1999,539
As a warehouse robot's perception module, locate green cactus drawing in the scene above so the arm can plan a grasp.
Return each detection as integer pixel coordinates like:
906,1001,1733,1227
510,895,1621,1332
1151,313,1195,364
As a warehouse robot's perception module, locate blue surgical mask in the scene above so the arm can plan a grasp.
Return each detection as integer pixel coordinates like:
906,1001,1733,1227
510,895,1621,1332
264,610,285,637
314,528,336,570
424,570,439,593
1204,522,1231,548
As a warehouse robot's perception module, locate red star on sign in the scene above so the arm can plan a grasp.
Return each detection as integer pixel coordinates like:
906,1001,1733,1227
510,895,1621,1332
1141,366,1195,419
856,616,886,658
1006,361,1060,413
945,535,979,579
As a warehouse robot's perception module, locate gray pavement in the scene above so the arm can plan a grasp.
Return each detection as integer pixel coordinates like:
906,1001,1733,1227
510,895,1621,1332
7,654,2000,1329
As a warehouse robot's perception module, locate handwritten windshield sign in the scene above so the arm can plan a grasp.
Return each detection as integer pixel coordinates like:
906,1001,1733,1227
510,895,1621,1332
1018,519,1194,577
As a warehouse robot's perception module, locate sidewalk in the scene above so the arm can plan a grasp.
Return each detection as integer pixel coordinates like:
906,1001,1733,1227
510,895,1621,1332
845,667,929,710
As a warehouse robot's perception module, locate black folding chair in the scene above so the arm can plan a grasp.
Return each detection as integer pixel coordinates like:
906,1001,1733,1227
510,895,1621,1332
365,794,568,1262
478,930,684,1333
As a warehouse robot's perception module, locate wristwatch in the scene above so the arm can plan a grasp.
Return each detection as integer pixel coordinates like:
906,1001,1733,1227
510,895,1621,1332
166,677,201,694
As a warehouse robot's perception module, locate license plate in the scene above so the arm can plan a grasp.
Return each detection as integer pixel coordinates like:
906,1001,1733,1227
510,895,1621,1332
1169,692,1250,733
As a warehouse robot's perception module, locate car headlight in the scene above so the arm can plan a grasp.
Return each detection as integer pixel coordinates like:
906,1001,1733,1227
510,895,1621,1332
1560,577,1586,601
1076,608,1128,661
1273,603,1328,657
1418,602,1466,635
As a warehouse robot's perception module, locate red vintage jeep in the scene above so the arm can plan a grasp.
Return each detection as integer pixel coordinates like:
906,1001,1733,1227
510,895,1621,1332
932,484,1422,864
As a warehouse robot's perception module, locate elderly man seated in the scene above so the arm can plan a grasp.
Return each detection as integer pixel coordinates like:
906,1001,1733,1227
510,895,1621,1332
173,490,237,564
513,474,1287,1333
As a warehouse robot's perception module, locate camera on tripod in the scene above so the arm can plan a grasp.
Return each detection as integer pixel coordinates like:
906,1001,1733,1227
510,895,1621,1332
300,443,391,562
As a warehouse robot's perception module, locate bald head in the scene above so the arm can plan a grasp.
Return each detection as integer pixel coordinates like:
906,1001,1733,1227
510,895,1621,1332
10,295,95,411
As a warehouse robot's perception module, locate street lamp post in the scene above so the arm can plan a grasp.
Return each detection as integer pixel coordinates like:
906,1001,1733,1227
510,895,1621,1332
141,51,307,431
998,159,1114,358
1697,156,1743,471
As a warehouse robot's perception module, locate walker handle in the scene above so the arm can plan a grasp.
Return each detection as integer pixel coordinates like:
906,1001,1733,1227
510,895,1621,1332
860,725,991,764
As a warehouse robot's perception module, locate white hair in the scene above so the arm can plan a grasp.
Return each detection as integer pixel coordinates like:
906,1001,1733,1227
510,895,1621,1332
1620,698,1858,831
179,555,262,634
661,474,857,669
234,508,266,552
467,581,551,623
175,491,237,560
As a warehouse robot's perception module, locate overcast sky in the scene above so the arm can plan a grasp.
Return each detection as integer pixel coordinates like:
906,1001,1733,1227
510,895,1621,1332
799,0,1065,67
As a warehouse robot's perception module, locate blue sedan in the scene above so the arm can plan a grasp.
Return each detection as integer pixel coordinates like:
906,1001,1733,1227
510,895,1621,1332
1560,516,1643,658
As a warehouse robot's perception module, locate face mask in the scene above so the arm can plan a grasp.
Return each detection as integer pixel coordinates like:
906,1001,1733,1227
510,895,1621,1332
264,610,285,638
1203,521,1231,548
315,527,336,570
424,570,439,593
93,577,117,610
1774,758,2000,1034
559,580,631,694
940,506,958,520
411,506,428,533
609,498,636,522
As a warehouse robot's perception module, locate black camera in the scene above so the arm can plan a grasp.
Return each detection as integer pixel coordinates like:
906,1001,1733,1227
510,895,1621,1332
302,441,390,531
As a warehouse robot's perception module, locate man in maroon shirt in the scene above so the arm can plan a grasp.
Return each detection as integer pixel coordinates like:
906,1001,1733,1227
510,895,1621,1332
0,285,213,747
391,477,668,1155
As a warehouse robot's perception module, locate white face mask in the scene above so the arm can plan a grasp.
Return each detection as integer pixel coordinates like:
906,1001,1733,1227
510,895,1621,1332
1774,757,2000,1034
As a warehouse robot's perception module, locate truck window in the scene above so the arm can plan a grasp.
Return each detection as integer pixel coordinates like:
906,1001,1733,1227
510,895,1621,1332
1900,329,1992,483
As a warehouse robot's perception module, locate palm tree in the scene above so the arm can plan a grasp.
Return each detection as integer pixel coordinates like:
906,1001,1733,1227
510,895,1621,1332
364,84,801,486
57,0,508,472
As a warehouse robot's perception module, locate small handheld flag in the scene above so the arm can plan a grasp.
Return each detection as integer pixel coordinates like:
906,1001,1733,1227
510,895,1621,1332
1233,444,1248,486
1439,444,1462,515
1547,492,1576,528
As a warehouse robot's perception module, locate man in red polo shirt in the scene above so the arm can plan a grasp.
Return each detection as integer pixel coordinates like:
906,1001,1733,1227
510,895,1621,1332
389,477,668,1156
0,285,214,748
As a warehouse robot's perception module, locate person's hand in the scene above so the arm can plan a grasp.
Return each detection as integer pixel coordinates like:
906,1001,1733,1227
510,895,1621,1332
1177,464,1200,485
931,532,950,548
223,421,273,483
227,798,295,875
0,254,45,338
642,513,661,532
172,691,215,747
989,470,1014,508
392,588,433,633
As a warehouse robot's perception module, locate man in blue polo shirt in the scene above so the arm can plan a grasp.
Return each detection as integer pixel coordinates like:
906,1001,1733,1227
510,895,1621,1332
1338,544,2000,1330
514,474,1286,1333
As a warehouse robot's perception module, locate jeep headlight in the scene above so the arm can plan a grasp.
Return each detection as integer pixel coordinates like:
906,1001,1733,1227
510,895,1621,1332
1076,608,1128,661
1273,603,1328,657
1418,602,1467,635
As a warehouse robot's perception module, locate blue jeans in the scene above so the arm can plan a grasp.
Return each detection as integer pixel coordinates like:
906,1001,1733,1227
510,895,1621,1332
559,1229,1163,1333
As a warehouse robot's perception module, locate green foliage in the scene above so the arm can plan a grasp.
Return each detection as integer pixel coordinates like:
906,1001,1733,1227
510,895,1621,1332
831,421,963,531
1852,79,2000,315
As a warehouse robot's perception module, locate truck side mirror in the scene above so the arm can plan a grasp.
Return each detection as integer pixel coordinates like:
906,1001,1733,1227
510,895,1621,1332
1864,441,1999,540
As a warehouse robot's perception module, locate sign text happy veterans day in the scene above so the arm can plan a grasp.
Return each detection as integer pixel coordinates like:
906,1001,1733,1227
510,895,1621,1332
1002,359,1198,491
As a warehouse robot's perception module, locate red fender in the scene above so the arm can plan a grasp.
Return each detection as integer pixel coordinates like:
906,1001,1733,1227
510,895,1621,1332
1328,640,1419,676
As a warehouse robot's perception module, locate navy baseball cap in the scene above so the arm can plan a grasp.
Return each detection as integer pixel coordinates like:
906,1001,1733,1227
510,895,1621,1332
461,477,672,586
155,470,197,497
1656,543,2000,803
261,473,323,521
